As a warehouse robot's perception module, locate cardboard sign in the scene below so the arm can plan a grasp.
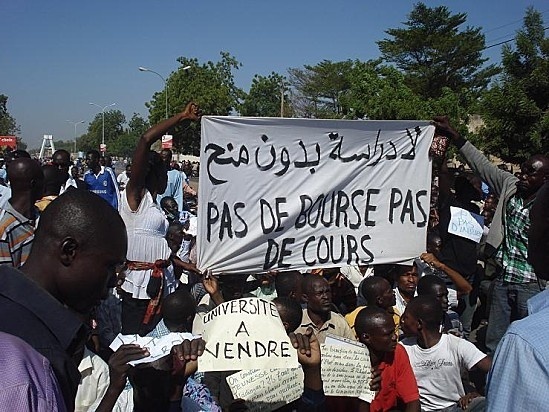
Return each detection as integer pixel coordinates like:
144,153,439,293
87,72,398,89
197,297,298,372
198,117,434,274
321,335,374,400
226,367,304,411
448,206,484,243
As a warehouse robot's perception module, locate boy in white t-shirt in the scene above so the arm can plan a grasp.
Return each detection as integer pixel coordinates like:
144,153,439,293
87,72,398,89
400,296,491,412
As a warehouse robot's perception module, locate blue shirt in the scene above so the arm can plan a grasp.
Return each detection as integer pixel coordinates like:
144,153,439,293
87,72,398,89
486,289,549,411
157,169,183,212
84,166,119,209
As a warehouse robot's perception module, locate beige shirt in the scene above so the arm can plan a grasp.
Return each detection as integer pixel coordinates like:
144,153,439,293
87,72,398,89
296,308,356,343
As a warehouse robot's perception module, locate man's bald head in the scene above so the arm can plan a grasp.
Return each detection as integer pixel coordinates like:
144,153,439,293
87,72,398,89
162,288,196,332
33,189,126,252
355,306,393,337
274,296,303,333
26,189,127,314
7,158,44,200
41,165,63,196
517,154,549,198
360,276,392,307
405,295,444,332
53,149,71,164
52,150,72,177
275,271,304,301
302,274,328,294
302,274,332,314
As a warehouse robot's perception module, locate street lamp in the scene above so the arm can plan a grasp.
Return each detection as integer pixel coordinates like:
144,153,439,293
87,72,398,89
139,65,191,119
89,102,116,152
66,120,85,154
280,80,285,118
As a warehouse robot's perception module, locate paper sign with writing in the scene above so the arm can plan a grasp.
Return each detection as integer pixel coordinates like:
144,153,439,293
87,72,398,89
320,341,374,400
197,297,298,372
109,332,198,366
198,117,434,274
448,206,484,243
226,367,304,411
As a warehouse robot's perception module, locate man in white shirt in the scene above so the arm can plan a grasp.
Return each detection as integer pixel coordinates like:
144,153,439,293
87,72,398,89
400,296,491,412
393,263,419,316
52,150,85,194
116,164,131,191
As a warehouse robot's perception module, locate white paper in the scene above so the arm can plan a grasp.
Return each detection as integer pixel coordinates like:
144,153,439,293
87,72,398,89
109,332,198,366
320,342,374,400
448,206,484,243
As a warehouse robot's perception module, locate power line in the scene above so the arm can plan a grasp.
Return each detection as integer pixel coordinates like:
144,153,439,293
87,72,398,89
483,26,549,50
483,9,548,35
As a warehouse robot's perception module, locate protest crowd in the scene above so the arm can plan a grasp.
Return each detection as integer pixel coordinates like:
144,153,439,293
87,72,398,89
0,101,548,412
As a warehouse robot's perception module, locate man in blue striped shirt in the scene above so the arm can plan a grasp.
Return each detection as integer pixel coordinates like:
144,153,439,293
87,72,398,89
84,150,119,209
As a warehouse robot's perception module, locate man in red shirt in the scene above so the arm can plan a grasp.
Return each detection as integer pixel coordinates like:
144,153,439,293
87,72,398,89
355,306,420,412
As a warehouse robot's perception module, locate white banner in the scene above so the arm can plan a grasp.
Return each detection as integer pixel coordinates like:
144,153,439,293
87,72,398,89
197,297,298,372
198,117,434,274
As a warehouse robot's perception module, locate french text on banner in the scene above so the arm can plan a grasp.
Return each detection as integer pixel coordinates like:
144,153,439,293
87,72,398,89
198,117,434,274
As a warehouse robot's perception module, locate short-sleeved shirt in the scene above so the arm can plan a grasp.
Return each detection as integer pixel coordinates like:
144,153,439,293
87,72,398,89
157,169,184,212
400,334,486,411
0,266,87,410
84,166,119,209
295,309,356,344
0,202,37,267
345,306,400,339
359,344,419,412
75,348,109,412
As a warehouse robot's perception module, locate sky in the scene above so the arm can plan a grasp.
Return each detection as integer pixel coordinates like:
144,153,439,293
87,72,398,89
2,0,547,149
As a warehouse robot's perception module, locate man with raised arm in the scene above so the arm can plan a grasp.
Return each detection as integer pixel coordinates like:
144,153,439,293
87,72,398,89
433,116,549,353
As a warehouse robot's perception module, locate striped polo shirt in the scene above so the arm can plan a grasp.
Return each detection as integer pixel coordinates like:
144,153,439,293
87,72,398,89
0,203,37,268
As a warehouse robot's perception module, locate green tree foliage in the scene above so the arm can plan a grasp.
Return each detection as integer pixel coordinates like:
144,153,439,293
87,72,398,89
478,8,549,163
0,95,19,135
145,52,243,155
377,2,498,100
77,110,126,154
341,60,424,120
288,59,467,132
0,94,26,150
289,60,353,118
107,113,149,158
240,72,290,117
127,112,150,137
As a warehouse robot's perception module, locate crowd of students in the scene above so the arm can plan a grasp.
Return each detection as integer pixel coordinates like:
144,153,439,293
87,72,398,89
0,104,547,412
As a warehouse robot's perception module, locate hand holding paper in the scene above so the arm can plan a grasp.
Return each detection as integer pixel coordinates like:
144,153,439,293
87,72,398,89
108,344,150,390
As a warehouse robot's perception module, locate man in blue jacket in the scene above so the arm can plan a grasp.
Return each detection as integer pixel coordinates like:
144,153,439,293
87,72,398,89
84,150,119,209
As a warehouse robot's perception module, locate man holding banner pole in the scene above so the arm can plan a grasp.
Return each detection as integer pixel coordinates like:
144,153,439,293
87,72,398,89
433,116,549,354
